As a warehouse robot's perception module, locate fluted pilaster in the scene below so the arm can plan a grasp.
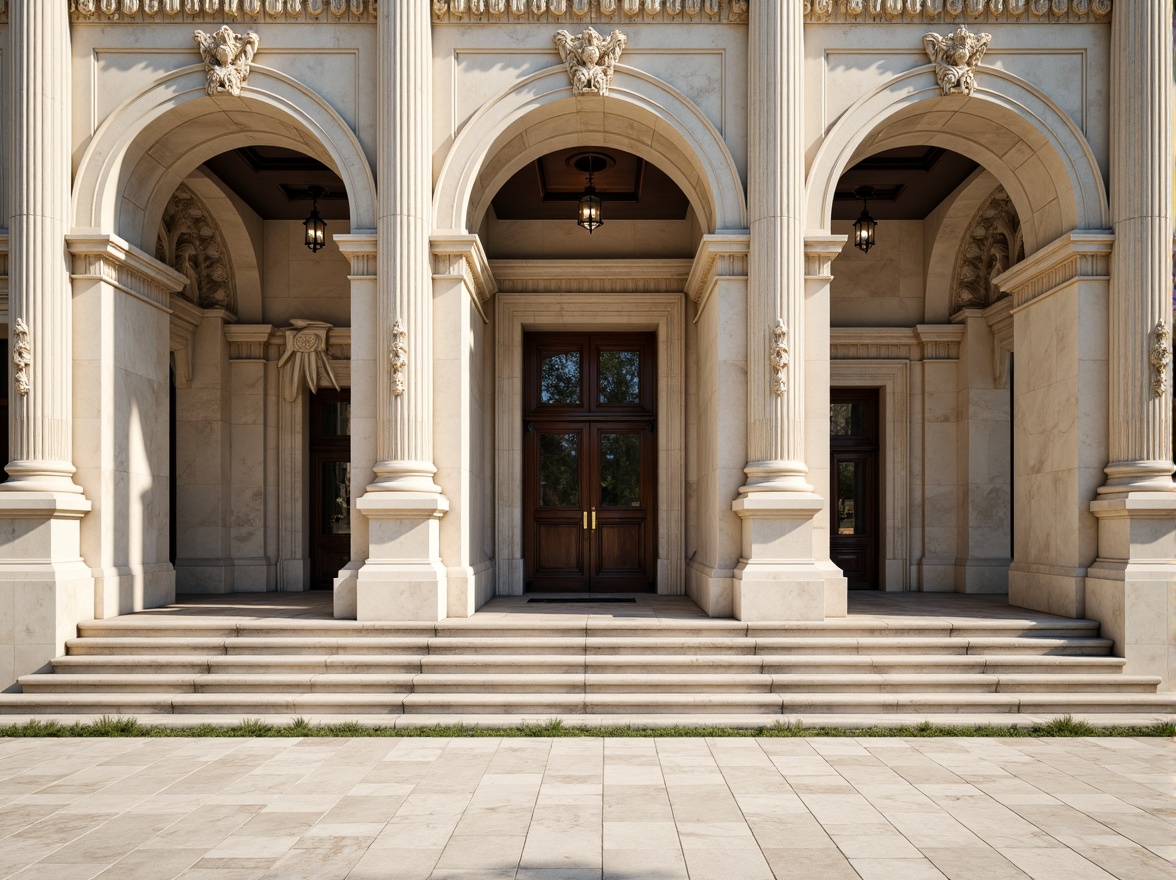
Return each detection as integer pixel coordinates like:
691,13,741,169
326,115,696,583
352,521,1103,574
743,0,808,492
371,0,439,493
1102,0,1175,492
4,0,80,493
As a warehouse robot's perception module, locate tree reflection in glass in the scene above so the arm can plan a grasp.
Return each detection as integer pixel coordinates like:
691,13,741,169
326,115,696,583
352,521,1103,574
539,433,580,507
600,433,640,506
541,351,581,405
599,350,640,405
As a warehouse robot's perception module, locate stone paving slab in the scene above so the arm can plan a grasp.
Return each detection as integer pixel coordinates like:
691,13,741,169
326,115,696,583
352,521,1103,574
0,736,1171,879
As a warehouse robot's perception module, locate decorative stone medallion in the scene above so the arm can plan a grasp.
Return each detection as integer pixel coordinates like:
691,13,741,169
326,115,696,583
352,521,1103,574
554,27,627,97
923,26,991,96
194,26,260,97
277,320,340,402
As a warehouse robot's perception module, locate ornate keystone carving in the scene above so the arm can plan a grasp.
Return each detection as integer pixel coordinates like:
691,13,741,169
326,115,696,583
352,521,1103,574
390,319,408,397
1151,322,1171,399
277,320,340,403
156,184,237,312
554,27,626,97
950,186,1024,313
923,26,990,96
12,318,31,397
771,319,789,397
194,26,259,97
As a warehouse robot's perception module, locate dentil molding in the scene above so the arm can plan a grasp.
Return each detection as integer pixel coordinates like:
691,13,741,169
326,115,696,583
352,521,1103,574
433,0,747,22
804,0,1110,22
67,0,375,22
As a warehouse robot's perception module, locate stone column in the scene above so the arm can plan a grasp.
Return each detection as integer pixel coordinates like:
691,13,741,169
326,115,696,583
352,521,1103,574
354,3,449,621
731,3,828,621
1086,1,1176,690
0,1,92,689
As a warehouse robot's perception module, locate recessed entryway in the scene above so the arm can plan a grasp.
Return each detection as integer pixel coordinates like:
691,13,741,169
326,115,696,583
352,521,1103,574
523,332,657,593
830,388,881,590
309,388,351,590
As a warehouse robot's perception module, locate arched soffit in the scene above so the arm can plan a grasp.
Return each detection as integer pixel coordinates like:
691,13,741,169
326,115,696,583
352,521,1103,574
435,65,748,235
74,64,377,253
923,167,1002,323
183,171,265,322
807,66,1108,256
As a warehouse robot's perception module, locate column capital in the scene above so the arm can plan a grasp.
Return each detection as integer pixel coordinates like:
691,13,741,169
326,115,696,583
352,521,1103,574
803,234,848,280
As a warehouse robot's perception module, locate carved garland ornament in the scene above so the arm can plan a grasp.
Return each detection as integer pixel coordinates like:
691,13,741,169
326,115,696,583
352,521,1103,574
950,186,1024,313
195,26,259,97
12,319,31,397
155,184,238,312
804,0,1111,20
555,27,627,97
69,1,373,19
1151,322,1171,399
277,320,340,403
771,319,789,397
434,0,744,18
390,319,408,397
923,26,990,96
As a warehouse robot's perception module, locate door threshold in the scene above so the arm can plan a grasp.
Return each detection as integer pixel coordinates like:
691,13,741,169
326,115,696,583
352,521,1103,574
527,596,639,604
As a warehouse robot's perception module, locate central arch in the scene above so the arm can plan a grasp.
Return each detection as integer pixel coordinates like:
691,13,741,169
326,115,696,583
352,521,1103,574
434,65,748,236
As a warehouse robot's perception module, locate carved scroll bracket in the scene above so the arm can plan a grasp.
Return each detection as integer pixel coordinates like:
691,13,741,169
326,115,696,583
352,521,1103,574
390,319,408,397
771,319,789,397
1150,321,1170,399
276,319,339,402
12,318,31,397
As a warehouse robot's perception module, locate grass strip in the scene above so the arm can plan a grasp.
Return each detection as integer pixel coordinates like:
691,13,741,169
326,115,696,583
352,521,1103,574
0,715,1172,739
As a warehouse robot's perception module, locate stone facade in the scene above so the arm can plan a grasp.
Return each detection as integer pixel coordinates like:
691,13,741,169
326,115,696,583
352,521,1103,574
0,0,1172,692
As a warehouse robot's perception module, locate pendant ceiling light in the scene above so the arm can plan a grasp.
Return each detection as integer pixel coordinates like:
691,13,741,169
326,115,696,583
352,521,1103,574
572,153,610,234
853,185,877,254
304,184,328,254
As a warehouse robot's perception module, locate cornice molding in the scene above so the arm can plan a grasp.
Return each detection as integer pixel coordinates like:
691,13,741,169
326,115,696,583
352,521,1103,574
432,0,747,23
803,0,1111,23
67,0,375,23
67,233,188,312
490,258,693,293
992,230,1113,310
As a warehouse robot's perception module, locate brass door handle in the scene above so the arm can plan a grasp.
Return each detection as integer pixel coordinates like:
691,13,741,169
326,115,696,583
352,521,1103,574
591,508,597,530
583,511,588,530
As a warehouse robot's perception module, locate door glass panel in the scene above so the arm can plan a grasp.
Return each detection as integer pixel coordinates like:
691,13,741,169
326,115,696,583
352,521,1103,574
598,350,641,405
539,433,580,507
600,433,641,507
321,461,351,535
831,402,866,437
319,401,351,437
541,351,582,405
837,460,861,535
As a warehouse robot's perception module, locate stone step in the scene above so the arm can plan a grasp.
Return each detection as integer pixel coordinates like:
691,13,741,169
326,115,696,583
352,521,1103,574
3,691,1171,716
19,672,1159,696
50,652,1130,677
62,635,1116,657
72,618,1103,641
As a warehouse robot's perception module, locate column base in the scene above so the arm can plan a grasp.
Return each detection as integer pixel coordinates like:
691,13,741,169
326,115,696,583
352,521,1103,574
731,492,831,621
1008,561,1087,618
355,491,449,622
1087,492,1176,690
0,493,93,689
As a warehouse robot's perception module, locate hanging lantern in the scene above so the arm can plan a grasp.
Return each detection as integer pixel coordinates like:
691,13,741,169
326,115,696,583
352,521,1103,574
573,153,610,234
304,185,328,253
853,186,877,254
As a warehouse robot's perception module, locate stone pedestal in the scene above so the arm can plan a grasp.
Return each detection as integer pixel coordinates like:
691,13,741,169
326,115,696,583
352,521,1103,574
356,493,449,621
732,493,828,621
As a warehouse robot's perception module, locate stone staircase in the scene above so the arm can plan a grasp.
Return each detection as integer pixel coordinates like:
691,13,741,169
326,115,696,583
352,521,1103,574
2,611,1174,725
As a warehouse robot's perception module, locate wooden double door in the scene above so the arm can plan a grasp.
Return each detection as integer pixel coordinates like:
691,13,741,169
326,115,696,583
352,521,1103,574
309,389,351,590
524,333,656,592
830,388,880,590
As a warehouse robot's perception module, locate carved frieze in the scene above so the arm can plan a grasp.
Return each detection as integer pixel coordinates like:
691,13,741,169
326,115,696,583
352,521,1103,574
12,319,31,397
804,0,1111,22
555,27,627,97
950,186,1024,313
771,319,789,397
390,319,408,397
277,319,341,402
1151,322,1171,399
156,184,238,313
68,0,375,21
195,26,259,97
433,0,746,22
924,26,990,96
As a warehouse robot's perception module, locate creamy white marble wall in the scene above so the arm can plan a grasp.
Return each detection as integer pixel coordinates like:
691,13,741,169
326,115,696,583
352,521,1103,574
229,356,273,592
174,311,234,592
263,221,353,328
917,351,959,591
73,274,175,617
830,220,924,327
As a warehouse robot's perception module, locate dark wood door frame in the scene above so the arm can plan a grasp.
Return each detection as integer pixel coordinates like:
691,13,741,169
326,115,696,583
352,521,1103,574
523,332,656,593
830,388,880,590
